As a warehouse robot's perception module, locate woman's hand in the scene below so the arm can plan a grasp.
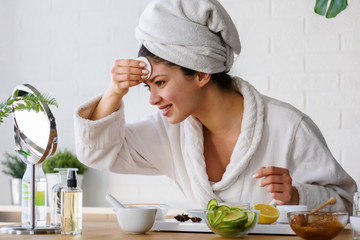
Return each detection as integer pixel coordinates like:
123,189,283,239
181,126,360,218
253,166,299,205
90,59,149,120
109,59,149,96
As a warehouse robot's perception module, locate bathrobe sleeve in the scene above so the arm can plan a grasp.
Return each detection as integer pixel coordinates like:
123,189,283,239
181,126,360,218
73,96,174,177
290,116,356,213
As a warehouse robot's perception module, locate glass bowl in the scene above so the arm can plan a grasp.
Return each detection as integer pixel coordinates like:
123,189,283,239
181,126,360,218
287,211,348,240
204,209,259,238
219,202,250,210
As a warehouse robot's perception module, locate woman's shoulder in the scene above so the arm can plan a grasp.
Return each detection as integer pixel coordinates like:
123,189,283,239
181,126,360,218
261,95,308,126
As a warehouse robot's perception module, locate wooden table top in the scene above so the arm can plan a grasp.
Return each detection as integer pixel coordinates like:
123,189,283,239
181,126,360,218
0,221,354,240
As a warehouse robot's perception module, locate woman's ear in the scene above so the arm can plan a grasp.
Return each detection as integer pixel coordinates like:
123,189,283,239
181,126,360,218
196,72,211,88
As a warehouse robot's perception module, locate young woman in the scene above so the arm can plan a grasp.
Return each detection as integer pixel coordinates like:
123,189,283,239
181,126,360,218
74,0,356,211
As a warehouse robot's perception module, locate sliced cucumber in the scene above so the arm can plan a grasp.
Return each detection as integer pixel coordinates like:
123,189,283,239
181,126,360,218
222,210,247,223
207,198,218,210
209,204,218,211
205,199,258,237
217,205,231,211
212,211,225,227
244,212,256,228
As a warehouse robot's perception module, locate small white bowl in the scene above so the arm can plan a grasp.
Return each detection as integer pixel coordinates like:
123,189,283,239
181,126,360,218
125,204,168,220
277,205,308,223
114,207,157,234
350,216,360,233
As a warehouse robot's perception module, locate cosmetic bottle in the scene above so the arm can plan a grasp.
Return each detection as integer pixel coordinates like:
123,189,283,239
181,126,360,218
61,169,82,235
50,168,68,226
21,164,47,227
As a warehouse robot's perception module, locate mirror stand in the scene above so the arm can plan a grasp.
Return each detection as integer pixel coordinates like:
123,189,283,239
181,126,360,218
0,84,60,235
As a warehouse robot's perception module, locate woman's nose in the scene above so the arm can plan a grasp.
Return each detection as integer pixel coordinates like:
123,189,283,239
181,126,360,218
149,89,161,105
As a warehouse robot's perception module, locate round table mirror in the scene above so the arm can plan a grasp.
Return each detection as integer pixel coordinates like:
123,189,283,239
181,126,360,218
12,84,57,164
0,84,60,234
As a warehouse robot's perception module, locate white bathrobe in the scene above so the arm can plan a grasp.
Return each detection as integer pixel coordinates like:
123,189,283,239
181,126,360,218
74,77,356,212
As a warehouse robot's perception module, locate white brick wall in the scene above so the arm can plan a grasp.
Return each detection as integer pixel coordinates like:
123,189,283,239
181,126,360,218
0,0,359,208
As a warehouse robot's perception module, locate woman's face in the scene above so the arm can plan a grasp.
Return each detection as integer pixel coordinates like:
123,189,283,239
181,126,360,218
144,62,204,124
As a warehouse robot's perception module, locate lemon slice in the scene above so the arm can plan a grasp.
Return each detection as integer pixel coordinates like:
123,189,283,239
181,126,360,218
253,203,279,224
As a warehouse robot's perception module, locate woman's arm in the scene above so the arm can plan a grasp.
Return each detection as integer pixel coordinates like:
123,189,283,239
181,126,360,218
90,59,149,120
74,97,173,176
253,116,356,211
287,116,356,211
74,58,174,176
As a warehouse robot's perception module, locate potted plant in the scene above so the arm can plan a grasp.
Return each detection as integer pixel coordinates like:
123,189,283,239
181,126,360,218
42,149,88,195
1,152,27,205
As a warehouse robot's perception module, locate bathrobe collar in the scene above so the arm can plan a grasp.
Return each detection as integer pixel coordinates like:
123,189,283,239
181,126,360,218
181,77,265,206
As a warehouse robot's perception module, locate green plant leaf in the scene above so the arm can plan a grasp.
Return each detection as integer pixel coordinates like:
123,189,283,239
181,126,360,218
314,0,348,18
1,152,27,178
0,91,58,125
326,0,348,18
314,0,329,15
42,149,88,174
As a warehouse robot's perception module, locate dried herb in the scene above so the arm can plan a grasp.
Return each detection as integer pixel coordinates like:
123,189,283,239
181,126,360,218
174,214,190,222
174,213,202,223
190,217,202,222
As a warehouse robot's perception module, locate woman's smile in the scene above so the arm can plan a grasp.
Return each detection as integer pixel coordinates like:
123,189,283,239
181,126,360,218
145,62,203,124
159,104,172,116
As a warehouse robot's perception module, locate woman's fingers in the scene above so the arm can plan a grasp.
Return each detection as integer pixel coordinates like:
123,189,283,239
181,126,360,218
270,192,292,205
112,65,148,75
253,166,297,205
253,166,289,178
265,183,292,192
114,79,142,89
114,59,146,68
112,72,145,82
259,174,292,187
111,59,149,92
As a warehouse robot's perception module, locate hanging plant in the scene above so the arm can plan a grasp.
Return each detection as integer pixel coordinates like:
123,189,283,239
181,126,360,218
314,0,348,18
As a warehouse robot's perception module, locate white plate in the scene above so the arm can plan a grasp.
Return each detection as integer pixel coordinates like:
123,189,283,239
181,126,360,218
152,219,295,235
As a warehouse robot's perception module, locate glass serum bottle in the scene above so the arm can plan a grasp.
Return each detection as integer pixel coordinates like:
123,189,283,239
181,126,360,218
50,168,68,226
61,169,82,235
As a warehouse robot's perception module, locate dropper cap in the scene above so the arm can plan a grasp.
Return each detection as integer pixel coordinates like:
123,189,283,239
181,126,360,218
67,169,78,188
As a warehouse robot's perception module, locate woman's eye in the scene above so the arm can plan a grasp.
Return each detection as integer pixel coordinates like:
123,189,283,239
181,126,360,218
155,80,165,87
143,83,150,91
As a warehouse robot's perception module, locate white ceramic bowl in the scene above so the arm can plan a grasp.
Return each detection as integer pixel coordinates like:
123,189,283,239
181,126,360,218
114,207,157,234
350,216,360,233
125,204,168,220
277,205,308,223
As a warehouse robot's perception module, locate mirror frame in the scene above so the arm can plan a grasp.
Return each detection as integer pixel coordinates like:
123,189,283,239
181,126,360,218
12,84,57,164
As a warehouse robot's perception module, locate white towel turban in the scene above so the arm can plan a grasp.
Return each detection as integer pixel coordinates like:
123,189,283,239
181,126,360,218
135,0,241,74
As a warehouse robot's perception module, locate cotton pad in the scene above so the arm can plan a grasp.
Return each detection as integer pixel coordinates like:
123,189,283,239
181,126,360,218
137,57,152,79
